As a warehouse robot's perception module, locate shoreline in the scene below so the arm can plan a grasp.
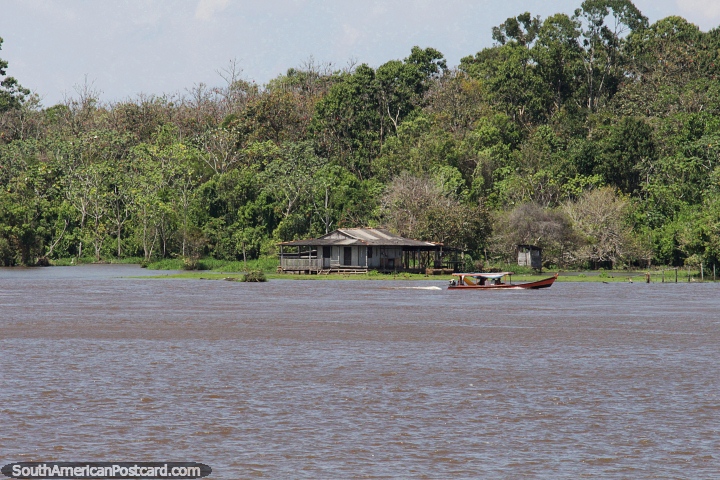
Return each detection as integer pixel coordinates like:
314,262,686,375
137,270,714,283
2,262,713,283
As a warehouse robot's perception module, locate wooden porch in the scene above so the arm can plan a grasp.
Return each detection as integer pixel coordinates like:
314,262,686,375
277,256,369,275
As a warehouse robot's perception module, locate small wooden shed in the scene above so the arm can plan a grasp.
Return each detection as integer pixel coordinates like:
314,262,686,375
517,244,542,270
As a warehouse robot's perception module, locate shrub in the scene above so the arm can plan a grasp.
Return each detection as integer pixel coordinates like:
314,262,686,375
242,270,267,282
181,258,209,270
183,257,199,270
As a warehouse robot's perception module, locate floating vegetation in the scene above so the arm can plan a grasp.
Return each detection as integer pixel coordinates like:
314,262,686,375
241,270,267,282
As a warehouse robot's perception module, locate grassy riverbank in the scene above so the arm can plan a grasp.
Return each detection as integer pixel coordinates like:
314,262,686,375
141,269,714,283
49,256,714,282
51,256,278,271
142,270,437,281
52,256,147,266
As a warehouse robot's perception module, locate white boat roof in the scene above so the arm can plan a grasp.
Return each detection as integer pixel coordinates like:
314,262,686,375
452,272,514,279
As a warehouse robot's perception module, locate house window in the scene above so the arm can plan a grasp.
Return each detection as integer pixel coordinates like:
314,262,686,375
323,246,331,258
367,247,373,258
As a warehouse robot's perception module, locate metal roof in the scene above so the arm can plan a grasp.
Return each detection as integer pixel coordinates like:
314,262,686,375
517,244,542,250
278,228,442,248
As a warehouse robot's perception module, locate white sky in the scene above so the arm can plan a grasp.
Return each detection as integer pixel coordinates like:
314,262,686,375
1,0,718,107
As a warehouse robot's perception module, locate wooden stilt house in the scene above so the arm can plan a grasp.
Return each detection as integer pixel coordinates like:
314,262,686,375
278,228,457,274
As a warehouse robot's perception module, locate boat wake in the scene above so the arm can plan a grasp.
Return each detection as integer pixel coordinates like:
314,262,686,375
389,286,443,290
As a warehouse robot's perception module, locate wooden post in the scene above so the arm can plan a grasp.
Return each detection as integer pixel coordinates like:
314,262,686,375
675,268,678,283
662,269,665,283
701,263,704,282
714,264,716,282
242,241,247,274
646,272,650,283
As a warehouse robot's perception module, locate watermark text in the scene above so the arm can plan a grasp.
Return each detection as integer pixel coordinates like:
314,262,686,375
2,462,211,479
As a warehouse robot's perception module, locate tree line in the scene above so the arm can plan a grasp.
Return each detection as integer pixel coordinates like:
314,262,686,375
1,0,719,270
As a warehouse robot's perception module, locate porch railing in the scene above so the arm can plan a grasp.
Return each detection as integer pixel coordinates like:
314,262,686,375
280,258,323,269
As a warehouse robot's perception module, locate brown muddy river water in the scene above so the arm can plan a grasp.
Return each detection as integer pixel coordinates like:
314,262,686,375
1,265,719,478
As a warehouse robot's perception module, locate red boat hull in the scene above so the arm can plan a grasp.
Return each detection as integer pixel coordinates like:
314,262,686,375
447,273,558,290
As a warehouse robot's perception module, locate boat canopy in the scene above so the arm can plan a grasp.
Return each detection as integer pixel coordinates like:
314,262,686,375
452,272,514,280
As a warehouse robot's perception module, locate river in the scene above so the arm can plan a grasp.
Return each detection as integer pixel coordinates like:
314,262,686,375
1,265,718,478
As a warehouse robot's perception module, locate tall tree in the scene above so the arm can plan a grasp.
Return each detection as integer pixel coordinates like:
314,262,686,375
0,36,29,115
563,187,636,267
574,0,648,111
313,47,446,178
258,140,328,241
380,172,490,252
595,116,656,195
311,64,380,178
461,28,551,128
492,12,542,47
491,202,578,266
533,14,584,115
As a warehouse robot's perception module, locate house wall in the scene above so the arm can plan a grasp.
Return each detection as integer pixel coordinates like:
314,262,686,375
369,247,402,268
518,249,542,269
367,247,380,268
282,243,431,271
315,231,411,269
518,251,531,267
377,246,402,269
331,246,342,265
531,250,541,269
327,246,367,267
321,245,403,269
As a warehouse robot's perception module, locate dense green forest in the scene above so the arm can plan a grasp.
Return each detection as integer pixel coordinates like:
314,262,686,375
1,0,720,270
